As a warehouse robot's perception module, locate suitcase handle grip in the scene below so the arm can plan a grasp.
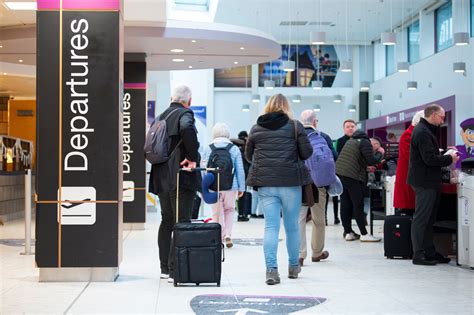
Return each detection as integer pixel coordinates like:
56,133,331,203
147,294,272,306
221,243,225,262
178,167,219,172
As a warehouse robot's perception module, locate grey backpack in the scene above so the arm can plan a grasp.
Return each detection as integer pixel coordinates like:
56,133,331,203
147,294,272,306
144,108,181,164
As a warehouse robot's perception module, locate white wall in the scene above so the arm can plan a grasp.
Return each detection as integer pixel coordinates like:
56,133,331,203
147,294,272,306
369,38,474,145
374,43,386,81
419,10,435,59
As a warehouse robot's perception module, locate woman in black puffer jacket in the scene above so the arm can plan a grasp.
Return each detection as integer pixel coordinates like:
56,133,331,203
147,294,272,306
245,94,313,285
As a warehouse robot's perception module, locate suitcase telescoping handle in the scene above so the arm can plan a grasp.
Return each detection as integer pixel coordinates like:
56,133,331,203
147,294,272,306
176,167,220,224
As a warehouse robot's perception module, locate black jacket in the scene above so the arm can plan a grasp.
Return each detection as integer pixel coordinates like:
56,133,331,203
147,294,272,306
335,130,381,182
245,113,313,187
336,134,350,155
407,118,452,189
149,103,201,194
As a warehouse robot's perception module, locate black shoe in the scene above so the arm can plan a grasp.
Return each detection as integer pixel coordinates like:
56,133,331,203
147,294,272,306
257,214,264,218
426,253,451,264
334,218,340,225
237,216,249,222
250,214,258,218
412,257,438,266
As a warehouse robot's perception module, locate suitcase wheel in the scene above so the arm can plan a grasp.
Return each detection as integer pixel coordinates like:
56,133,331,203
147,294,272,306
173,281,178,287
387,256,393,259
196,283,200,286
217,282,220,287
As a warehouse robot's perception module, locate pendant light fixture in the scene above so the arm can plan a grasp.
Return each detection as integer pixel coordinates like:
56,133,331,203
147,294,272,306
453,0,468,72
360,81,370,91
283,0,295,72
264,79,275,89
333,95,343,103
313,104,321,112
382,0,396,45
407,81,418,90
251,94,260,103
241,104,250,112
292,95,302,103
453,62,466,73
310,0,326,45
373,94,382,103
341,0,352,72
348,104,357,112
397,0,410,72
312,80,323,90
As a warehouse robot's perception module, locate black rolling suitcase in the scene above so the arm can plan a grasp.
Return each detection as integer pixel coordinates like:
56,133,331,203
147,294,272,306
238,191,252,217
384,214,413,259
173,168,224,287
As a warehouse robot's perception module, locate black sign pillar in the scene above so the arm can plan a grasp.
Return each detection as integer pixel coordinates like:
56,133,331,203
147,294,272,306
36,0,123,281
123,53,146,229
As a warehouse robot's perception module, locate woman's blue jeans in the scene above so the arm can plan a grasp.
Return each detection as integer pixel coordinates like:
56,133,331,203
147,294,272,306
258,186,302,269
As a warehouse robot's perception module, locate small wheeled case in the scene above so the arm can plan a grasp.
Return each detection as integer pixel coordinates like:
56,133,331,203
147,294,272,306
384,214,413,259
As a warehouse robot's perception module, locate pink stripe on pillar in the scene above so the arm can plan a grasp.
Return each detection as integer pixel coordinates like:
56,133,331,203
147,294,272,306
124,83,147,89
38,0,120,10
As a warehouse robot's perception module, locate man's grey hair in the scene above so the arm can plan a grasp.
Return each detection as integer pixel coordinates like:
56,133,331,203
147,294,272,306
171,85,192,104
212,122,230,139
424,104,443,118
300,109,316,126
411,110,424,126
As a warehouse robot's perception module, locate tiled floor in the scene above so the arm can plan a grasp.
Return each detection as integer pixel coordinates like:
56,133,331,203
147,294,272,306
1,204,473,314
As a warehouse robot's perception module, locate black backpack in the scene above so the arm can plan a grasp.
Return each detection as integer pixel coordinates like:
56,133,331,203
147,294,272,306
207,143,234,191
144,108,180,164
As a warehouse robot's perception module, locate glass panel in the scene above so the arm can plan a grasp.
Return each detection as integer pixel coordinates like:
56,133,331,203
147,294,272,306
436,1,453,52
471,0,474,37
408,21,420,64
386,45,395,76
173,0,210,11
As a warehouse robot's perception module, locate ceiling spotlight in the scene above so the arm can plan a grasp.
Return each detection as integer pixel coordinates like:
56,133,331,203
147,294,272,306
360,81,370,91
333,95,343,103
453,62,466,73
454,32,469,46
407,81,418,90
241,104,250,112
340,61,352,72
251,94,260,103
3,73,7,75
191,40,197,43
397,62,409,72
18,59,23,63
381,32,396,45
264,80,275,89
281,60,295,72
234,61,239,65
0,45,3,48
348,104,357,112
240,47,245,50
373,95,383,103
292,95,302,103
310,31,326,45
170,49,184,53
313,104,321,112
188,66,193,69
311,80,323,90
172,59,185,62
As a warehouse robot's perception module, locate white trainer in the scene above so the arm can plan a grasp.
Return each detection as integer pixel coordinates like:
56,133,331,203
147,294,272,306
167,277,174,283
360,234,382,242
160,273,169,279
345,232,360,241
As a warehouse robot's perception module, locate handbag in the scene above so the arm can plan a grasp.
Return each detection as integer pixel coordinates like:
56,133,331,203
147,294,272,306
293,120,315,207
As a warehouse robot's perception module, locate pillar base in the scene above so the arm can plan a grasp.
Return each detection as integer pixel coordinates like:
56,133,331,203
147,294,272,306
123,222,145,230
39,267,119,282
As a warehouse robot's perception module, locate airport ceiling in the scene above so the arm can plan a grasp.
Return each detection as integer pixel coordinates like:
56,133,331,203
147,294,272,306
0,0,437,97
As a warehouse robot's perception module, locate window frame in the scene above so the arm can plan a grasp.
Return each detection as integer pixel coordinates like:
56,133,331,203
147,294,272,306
435,1,453,53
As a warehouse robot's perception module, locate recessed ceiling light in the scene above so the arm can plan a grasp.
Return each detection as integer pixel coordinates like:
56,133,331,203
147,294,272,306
234,61,239,65
18,59,23,63
188,66,193,69
240,47,245,50
191,40,197,43
0,45,3,48
4,2,36,10
170,49,184,53
172,59,184,62
3,73,7,75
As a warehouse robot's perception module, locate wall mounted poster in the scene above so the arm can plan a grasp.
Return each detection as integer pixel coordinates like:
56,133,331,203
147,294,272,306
214,66,252,88
259,45,341,88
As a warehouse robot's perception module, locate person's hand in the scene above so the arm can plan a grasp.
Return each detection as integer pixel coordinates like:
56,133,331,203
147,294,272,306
377,147,385,155
450,152,460,165
238,191,244,198
180,158,196,171
367,166,376,172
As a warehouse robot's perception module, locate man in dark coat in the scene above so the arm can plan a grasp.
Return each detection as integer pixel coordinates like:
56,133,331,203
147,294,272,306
407,104,459,266
149,85,200,280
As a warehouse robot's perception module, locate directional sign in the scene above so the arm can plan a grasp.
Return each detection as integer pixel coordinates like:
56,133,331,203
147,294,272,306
190,294,326,314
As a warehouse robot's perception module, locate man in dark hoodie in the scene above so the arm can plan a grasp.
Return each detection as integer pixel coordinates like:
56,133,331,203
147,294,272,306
407,104,459,266
335,129,384,242
149,85,200,282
